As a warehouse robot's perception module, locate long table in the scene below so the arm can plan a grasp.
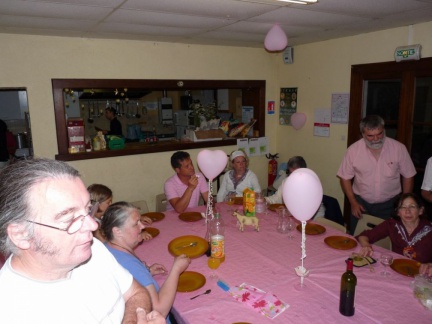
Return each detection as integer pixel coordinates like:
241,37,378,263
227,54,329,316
135,203,430,323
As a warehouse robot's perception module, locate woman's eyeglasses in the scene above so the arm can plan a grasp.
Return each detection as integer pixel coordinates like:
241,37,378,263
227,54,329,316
398,205,419,212
26,203,99,234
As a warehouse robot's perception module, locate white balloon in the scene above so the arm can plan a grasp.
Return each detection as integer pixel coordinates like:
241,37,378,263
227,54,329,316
282,168,323,222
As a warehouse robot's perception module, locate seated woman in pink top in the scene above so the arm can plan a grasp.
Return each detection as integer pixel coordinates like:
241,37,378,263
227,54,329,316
164,151,208,213
356,193,432,274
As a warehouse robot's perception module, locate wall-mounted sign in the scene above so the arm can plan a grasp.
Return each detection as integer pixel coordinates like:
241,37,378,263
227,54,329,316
279,87,297,125
394,44,421,62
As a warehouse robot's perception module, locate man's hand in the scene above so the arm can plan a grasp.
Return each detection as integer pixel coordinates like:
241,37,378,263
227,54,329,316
136,308,166,324
350,199,365,219
187,174,200,190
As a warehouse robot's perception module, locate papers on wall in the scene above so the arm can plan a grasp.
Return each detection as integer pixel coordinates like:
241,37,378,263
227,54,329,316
237,137,269,157
242,106,254,136
313,109,331,137
331,93,349,124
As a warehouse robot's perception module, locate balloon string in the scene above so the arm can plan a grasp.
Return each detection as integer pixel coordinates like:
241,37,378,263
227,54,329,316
205,181,214,223
301,220,307,264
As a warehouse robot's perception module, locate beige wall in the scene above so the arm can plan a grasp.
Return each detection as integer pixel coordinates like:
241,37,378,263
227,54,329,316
276,22,432,208
1,21,431,210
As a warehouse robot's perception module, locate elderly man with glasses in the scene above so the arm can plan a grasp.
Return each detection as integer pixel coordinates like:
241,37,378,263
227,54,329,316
0,158,165,324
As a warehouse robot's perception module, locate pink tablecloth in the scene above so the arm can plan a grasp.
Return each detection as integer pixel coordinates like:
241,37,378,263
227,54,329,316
135,203,430,323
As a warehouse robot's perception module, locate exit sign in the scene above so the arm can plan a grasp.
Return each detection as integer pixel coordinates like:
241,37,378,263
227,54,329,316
394,44,421,62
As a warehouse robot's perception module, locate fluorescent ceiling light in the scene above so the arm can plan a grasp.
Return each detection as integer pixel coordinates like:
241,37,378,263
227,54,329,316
277,0,318,4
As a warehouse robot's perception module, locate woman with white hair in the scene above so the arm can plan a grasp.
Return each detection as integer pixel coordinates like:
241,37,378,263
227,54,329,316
217,150,261,202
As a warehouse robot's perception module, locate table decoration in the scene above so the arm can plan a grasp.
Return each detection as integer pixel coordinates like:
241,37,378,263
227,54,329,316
197,149,228,248
283,168,323,288
232,210,260,232
228,283,289,319
177,271,206,292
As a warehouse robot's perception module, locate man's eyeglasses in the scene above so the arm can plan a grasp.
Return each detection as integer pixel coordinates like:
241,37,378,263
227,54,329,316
26,203,99,234
398,205,419,212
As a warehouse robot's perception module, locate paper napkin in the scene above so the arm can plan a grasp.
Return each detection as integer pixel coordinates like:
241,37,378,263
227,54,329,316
228,283,289,319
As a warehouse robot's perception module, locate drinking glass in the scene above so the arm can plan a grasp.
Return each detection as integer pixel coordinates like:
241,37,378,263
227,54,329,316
208,257,221,280
287,217,295,239
380,254,394,277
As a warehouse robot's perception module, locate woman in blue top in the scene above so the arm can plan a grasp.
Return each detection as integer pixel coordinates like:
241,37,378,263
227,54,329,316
102,202,190,323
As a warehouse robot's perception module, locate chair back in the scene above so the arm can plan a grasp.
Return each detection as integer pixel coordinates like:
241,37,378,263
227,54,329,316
322,195,344,225
314,217,347,233
130,200,149,214
354,214,392,250
156,193,167,212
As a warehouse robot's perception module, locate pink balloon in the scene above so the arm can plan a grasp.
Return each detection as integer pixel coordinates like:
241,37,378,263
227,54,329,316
264,24,288,51
282,168,323,222
197,150,228,181
291,113,307,130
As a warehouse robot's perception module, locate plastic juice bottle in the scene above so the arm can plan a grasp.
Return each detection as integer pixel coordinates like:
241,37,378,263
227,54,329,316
243,187,256,217
210,213,225,263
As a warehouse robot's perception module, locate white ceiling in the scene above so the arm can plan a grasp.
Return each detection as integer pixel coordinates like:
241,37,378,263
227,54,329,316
0,0,432,48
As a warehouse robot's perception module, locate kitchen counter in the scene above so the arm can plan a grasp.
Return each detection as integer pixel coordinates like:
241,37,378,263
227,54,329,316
55,137,236,161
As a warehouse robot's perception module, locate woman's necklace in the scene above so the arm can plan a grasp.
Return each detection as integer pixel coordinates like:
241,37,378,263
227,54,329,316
109,241,150,271
110,241,138,258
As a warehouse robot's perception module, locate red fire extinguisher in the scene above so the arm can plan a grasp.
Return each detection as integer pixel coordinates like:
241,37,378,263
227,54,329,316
266,153,279,187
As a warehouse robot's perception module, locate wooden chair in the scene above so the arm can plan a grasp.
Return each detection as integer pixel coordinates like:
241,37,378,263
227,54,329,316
354,214,392,250
156,193,167,212
130,200,149,214
314,217,347,233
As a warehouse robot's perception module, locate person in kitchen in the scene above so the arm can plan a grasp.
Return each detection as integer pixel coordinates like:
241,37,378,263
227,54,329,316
164,151,208,213
96,106,123,136
87,183,153,242
0,158,156,323
216,149,261,202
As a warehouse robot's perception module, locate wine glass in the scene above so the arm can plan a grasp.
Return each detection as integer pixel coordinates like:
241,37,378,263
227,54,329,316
380,254,394,277
208,257,221,280
287,217,295,239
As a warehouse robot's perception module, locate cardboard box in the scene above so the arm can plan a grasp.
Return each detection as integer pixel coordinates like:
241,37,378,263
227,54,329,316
186,129,226,142
67,118,85,153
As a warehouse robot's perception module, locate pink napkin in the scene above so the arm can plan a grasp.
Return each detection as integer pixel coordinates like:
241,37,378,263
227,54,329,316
228,283,289,319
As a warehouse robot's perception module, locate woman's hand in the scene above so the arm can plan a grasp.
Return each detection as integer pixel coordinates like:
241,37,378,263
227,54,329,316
419,263,432,277
141,216,153,226
149,263,168,276
172,254,191,275
136,308,166,324
357,236,373,257
141,230,153,241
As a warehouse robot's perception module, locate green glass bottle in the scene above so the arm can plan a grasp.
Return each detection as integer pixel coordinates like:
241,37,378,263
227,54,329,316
339,258,357,316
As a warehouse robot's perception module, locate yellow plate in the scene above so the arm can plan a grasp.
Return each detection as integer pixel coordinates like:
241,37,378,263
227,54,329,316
144,227,160,238
179,212,202,222
324,236,358,250
390,259,420,277
268,204,285,212
168,235,208,259
142,212,165,222
296,223,326,235
177,271,206,292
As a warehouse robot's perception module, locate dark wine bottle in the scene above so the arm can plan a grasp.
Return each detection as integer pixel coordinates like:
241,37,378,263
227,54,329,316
339,258,357,316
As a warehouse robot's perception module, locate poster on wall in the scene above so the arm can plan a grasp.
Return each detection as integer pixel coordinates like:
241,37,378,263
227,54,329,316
331,93,349,124
279,87,297,125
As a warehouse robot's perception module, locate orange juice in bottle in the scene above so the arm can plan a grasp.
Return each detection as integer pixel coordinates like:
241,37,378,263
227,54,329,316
243,187,256,217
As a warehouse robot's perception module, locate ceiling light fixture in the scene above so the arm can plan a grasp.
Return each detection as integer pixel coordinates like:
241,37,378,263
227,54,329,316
277,0,318,4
